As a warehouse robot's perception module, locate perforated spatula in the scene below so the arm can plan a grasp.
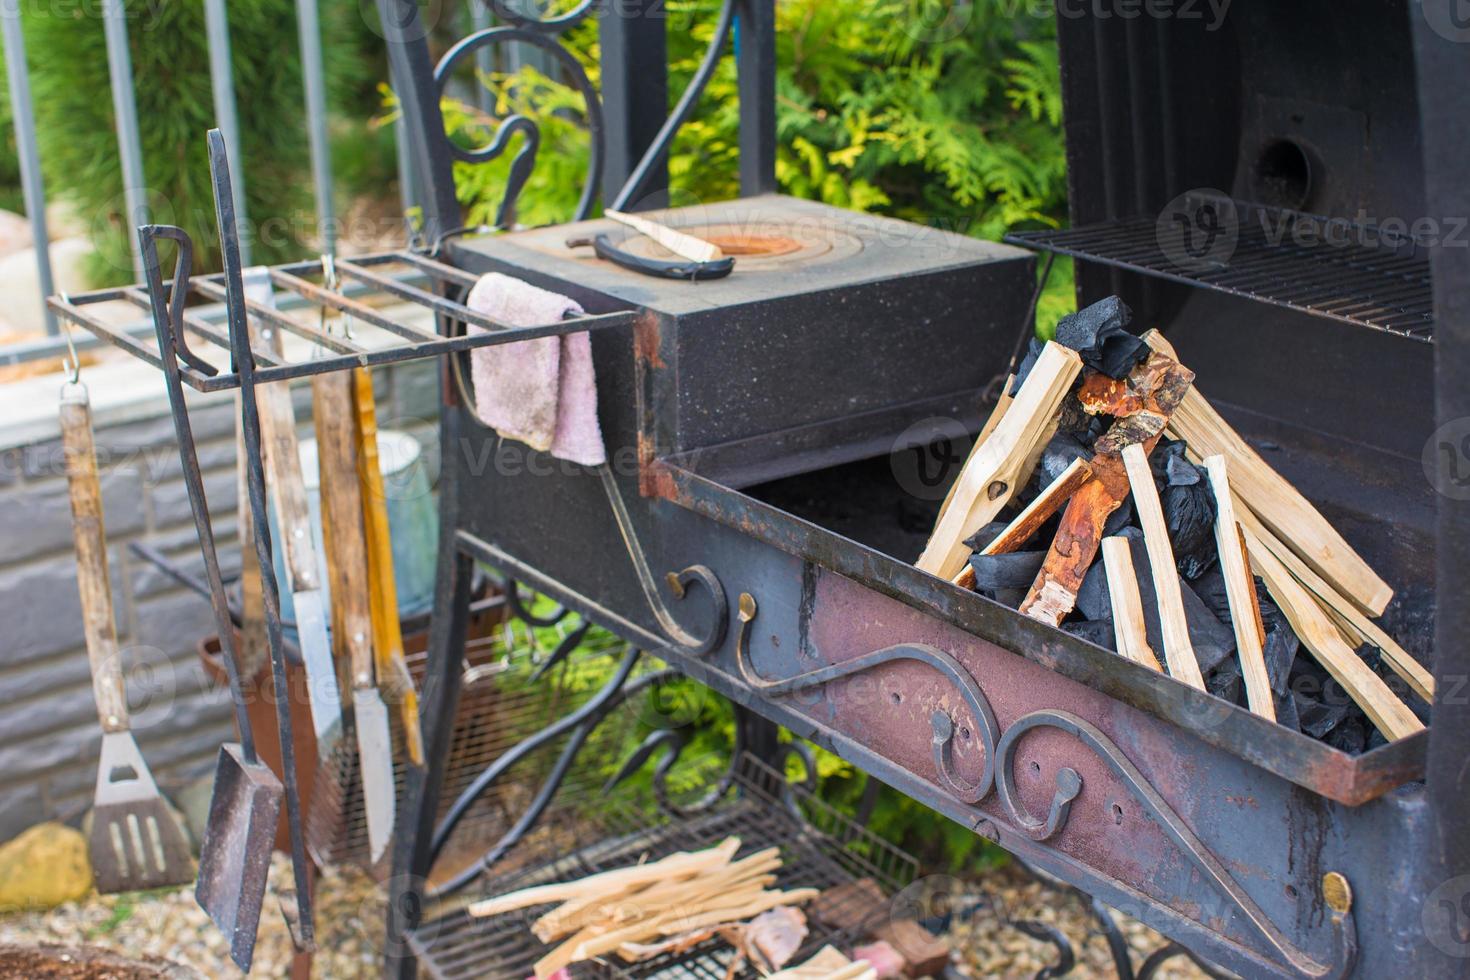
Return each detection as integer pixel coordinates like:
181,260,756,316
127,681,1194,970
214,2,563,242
61,381,194,894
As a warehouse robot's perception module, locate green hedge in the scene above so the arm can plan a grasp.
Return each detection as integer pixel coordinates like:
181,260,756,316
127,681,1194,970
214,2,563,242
17,0,381,283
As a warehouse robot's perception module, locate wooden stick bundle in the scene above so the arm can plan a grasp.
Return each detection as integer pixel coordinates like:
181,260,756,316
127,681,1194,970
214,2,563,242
467,837,818,979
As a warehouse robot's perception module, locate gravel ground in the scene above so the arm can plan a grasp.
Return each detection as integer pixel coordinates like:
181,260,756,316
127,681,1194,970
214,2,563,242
946,864,1216,979
0,858,1217,978
0,857,384,978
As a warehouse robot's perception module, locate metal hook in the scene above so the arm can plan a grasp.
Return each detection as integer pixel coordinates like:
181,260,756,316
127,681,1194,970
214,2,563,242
57,292,82,385
319,253,354,340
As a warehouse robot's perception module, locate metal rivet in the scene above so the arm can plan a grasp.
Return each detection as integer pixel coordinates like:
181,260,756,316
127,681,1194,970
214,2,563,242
1323,872,1352,913
987,480,1007,500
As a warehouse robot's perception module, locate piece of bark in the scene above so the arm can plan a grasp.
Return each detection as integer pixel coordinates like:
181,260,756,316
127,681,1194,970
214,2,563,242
1142,329,1392,615
871,919,950,978
1202,456,1275,720
1020,353,1195,625
810,878,887,935
1243,527,1424,741
1232,503,1433,703
1102,536,1164,672
1122,443,1206,689
919,343,1083,580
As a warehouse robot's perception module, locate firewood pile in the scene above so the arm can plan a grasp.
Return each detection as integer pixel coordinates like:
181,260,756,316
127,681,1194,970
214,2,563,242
918,297,1431,748
467,837,819,978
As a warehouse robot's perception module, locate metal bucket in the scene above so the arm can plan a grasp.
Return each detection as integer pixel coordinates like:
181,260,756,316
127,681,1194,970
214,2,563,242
272,428,438,633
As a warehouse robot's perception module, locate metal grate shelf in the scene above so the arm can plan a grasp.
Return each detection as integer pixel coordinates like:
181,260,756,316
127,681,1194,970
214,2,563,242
1006,196,1436,341
48,248,635,393
408,756,917,980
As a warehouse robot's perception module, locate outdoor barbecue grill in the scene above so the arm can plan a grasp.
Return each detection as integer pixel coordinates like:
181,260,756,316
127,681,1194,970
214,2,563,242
45,0,1470,977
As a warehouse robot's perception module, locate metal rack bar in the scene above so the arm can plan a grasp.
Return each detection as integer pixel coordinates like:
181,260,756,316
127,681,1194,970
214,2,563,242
50,249,638,393
1008,207,1437,341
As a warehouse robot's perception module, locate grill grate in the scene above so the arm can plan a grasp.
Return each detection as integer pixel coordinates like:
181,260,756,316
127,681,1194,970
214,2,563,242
408,756,918,980
50,249,635,393
307,602,634,883
1007,197,1436,341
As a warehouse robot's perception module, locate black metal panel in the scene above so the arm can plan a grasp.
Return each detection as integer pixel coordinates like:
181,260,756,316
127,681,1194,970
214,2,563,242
1413,6,1470,974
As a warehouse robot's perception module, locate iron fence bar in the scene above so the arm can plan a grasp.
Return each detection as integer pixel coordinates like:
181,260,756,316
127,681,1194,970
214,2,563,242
296,0,336,256
102,0,148,280
1,0,56,336
203,0,250,265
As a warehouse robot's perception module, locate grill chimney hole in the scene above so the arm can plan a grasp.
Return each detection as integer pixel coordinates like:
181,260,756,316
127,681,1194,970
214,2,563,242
1029,760,1041,776
1285,884,1299,901
890,691,902,705
960,726,971,741
1111,803,1124,825
1253,139,1313,210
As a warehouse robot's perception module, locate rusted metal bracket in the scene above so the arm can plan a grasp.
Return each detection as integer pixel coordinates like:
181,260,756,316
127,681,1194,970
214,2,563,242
731,590,1358,980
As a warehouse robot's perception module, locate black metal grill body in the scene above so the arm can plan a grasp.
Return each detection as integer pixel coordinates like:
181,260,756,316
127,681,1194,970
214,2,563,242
369,2,1470,978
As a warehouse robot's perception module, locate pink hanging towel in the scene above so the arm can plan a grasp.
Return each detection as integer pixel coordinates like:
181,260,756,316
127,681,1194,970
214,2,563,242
466,272,607,467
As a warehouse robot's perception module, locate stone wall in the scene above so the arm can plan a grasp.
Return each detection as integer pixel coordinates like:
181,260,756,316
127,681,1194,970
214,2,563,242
0,359,439,841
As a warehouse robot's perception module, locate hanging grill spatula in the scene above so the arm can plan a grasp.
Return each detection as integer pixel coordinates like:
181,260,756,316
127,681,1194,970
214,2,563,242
62,380,195,894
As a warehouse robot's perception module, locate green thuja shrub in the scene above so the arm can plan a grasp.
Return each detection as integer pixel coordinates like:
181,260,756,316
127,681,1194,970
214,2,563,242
21,0,377,283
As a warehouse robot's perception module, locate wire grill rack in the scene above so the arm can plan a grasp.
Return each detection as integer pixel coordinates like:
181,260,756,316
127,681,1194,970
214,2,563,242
408,755,918,980
48,249,636,392
1007,196,1435,341
307,599,636,883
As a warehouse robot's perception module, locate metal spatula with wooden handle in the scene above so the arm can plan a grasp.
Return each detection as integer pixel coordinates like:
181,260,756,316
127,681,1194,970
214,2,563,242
61,382,194,893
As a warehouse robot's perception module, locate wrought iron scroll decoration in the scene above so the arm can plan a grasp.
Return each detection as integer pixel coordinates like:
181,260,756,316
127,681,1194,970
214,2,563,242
430,0,741,228
731,590,1357,980
599,465,728,655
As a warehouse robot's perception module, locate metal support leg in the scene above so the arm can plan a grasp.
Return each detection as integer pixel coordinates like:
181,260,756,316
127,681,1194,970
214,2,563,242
385,401,475,977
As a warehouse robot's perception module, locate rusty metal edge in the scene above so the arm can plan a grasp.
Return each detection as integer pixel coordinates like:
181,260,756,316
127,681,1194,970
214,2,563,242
648,456,1427,807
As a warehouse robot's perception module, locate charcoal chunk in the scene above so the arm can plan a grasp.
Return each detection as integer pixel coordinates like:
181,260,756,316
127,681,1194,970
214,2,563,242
1038,434,1091,489
1207,662,1245,708
963,522,1010,553
1273,688,1302,733
1154,445,1217,580
1325,718,1367,755
1053,296,1150,379
967,551,1047,592
1295,683,1352,738
1258,587,1300,693
1011,338,1044,391
1192,566,1232,623
1062,619,1116,652
1086,530,1235,673
1076,557,1113,622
